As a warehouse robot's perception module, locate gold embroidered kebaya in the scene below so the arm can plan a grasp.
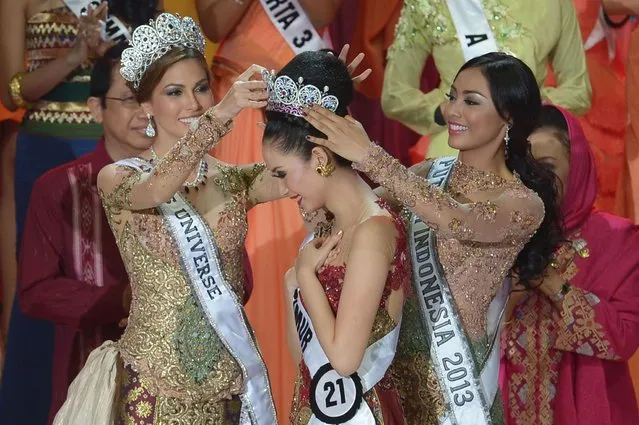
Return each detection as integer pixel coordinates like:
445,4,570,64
354,144,545,424
100,116,266,423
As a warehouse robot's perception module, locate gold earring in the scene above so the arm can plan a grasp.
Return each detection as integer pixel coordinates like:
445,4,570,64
315,162,335,177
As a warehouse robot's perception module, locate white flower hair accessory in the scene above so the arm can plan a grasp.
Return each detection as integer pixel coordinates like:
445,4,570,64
262,69,340,118
120,13,206,89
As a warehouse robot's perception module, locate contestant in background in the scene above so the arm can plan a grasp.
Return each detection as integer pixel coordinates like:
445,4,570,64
383,0,591,160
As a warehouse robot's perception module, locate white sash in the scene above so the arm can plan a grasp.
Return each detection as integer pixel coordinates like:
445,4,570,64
115,158,278,425
445,0,499,61
584,5,617,61
260,0,327,54
293,288,400,424
409,157,506,425
63,0,131,43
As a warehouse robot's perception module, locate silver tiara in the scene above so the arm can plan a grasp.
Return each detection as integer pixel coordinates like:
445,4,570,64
120,13,206,89
262,69,339,118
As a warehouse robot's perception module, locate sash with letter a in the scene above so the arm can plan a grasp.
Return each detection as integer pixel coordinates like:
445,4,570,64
260,0,326,54
445,0,499,61
63,0,131,43
115,158,278,425
409,157,506,425
293,287,401,425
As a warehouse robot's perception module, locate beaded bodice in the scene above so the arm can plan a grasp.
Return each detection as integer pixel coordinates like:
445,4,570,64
101,160,265,403
290,204,411,425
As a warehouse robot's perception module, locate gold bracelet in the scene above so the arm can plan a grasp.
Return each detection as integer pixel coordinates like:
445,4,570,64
8,72,32,109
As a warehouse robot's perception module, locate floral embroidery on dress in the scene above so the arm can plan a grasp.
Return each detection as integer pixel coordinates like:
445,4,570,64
555,288,620,360
504,293,560,425
389,0,524,57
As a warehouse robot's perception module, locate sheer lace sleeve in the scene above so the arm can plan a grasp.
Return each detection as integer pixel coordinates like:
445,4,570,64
211,162,286,208
98,112,231,212
353,144,544,243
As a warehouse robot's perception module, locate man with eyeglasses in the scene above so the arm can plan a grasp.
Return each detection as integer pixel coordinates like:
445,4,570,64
14,43,152,424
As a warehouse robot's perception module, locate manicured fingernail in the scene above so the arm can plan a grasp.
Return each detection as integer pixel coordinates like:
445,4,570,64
337,230,343,237
305,135,311,140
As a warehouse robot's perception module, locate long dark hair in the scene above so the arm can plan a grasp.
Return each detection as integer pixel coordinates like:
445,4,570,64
263,50,354,167
458,52,563,285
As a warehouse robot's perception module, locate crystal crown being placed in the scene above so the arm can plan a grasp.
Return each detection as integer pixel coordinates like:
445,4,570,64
262,69,339,118
120,13,206,89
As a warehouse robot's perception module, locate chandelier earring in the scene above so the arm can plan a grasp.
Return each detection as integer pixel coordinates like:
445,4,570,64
315,162,335,178
146,113,156,138
504,124,512,157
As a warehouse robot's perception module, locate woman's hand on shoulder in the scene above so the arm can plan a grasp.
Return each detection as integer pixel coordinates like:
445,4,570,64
213,64,269,123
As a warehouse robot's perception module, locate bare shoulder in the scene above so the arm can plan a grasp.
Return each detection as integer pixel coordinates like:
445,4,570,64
351,214,399,254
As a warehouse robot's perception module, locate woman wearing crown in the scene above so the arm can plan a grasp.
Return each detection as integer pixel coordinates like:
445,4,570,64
260,50,411,425
52,12,289,425
194,3,343,415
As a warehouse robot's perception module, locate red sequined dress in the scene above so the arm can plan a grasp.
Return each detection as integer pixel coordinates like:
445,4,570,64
289,203,411,425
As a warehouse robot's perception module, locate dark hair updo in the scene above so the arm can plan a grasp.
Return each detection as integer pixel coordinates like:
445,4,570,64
458,52,564,285
263,50,354,167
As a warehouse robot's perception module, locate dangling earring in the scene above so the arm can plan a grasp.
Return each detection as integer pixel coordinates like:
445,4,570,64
146,113,156,137
504,124,512,158
315,162,335,177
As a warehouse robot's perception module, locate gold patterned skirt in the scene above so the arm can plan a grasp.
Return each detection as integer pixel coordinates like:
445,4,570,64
115,361,241,425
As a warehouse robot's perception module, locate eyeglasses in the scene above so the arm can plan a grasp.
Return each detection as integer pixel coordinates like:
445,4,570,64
104,96,140,109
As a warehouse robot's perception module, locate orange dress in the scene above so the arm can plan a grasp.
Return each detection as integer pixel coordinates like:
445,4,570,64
574,0,629,214
617,25,639,223
209,2,309,418
619,23,639,409
0,105,24,124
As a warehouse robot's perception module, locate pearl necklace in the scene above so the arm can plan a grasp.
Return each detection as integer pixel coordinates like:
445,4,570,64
149,146,208,192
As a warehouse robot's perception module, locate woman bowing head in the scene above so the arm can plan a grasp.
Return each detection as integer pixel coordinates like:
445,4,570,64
262,50,411,425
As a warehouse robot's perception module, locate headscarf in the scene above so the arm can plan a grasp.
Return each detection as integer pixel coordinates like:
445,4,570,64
553,106,639,425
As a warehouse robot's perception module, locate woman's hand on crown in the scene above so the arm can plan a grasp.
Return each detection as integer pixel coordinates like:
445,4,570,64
213,64,269,122
302,105,373,164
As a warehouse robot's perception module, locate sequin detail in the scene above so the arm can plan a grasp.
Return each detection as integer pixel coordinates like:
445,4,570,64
392,296,445,424
116,360,242,424
290,204,410,424
354,144,544,339
504,293,560,425
150,114,231,183
555,287,620,360
99,119,267,411
389,0,524,57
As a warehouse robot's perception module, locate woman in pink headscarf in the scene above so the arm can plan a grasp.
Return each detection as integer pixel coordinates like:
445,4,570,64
501,105,639,425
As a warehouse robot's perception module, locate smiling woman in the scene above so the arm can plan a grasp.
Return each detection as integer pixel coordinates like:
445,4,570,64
53,13,288,425
299,52,564,424
135,51,214,144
